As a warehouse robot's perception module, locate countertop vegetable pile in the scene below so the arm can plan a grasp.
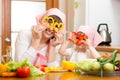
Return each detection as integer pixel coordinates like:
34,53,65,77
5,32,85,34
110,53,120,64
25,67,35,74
0,59,44,77
1,50,119,77
75,50,120,76
59,50,120,76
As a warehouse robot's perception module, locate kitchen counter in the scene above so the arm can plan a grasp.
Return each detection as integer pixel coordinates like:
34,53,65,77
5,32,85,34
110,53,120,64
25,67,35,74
0,72,120,80
96,46,120,53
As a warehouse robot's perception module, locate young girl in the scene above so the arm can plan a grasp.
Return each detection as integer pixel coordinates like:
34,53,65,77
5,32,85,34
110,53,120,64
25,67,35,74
15,8,65,67
59,26,103,63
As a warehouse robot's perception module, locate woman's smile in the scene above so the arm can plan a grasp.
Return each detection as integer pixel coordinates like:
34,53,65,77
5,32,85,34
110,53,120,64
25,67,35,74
43,28,54,38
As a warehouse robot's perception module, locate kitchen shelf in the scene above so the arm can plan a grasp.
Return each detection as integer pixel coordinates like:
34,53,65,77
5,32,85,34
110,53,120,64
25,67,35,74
96,46,120,53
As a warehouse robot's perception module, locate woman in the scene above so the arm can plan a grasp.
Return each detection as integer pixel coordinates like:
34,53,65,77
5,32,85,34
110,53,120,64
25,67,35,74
14,8,66,67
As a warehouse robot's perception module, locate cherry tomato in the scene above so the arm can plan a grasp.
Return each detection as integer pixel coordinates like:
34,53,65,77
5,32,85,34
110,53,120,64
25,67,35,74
35,65,41,69
102,55,107,58
35,65,47,72
41,67,45,72
17,66,30,77
41,64,47,67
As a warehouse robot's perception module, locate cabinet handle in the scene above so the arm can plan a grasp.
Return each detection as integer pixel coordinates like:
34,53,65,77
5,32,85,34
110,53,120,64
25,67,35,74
5,38,11,43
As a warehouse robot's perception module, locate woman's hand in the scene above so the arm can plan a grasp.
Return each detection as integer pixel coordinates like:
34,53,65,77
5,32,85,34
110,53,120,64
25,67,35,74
48,32,63,62
32,24,45,39
31,24,45,49
51,32,64,47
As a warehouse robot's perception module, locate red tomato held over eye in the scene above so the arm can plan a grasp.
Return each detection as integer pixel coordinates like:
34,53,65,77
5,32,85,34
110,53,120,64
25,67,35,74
17,66,30,77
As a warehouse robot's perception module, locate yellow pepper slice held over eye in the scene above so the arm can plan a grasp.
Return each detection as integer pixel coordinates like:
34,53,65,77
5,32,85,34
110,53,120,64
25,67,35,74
53,22,64,32
41,16,54,28
41,16,64,32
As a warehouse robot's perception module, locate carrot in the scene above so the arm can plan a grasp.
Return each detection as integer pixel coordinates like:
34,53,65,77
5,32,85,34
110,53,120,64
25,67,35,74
2,72,17,77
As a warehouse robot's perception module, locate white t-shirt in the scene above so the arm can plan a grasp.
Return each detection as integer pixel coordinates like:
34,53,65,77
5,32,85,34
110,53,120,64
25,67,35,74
66,47,92,63
14,30,62,67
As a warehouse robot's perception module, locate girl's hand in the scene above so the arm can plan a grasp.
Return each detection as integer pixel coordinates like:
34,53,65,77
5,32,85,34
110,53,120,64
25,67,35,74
67,32,72,40
51,32,64,47
85,39,92,48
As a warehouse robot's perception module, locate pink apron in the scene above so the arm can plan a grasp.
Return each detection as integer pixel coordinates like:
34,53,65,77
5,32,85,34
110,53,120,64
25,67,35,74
33,43,50,66
33,53,48,66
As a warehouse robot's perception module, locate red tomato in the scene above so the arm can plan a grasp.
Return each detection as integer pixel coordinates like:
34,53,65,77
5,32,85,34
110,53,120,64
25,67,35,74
102,55,107,58
41,65,47,72
35,65,47,72
41,64,47,67
17,66,30,77
35,65,41,69
40,67,45,72
35,65,41,71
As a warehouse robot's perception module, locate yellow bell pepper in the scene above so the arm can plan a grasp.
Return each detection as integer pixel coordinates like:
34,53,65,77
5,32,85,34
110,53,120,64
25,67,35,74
0,63,7,76
61,60,75,71
45,67,63,73
53,22,64,32
42,16,54,28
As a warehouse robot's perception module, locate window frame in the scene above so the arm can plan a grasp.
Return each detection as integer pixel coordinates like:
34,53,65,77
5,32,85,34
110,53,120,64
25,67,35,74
1,0,59,55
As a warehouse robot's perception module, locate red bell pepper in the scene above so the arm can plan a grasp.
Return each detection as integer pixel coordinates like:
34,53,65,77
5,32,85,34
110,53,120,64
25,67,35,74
69,32,88,45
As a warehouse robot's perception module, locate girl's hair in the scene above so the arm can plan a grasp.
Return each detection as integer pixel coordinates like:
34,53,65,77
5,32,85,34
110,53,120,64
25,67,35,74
77,31,85,35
